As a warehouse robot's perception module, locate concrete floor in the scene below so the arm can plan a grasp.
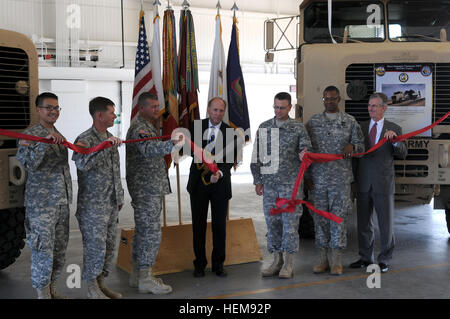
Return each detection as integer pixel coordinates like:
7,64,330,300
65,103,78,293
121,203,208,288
1,173,450,299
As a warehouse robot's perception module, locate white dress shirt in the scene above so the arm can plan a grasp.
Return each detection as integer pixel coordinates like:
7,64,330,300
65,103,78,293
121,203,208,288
208,120,223,178
369,117,398,146
369,117,384,144
208,120,221,144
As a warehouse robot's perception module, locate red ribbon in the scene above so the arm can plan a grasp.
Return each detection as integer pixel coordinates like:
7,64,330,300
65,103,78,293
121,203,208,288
0,129,219,174
270,111,450,224
186,138,219,175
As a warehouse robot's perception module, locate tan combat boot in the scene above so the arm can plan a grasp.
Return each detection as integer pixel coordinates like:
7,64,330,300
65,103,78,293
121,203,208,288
36,284,51,299
87,280,109,299
130,263,164,289
279,252,295,279
261,252,284,277
313,248,329,274
97,275,122,299
49,281,67,299
138,268,172,295
330,248,343,275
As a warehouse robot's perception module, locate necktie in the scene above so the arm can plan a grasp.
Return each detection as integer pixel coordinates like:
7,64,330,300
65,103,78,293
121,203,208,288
208,131,215,144
369,122,377,147
208,128,216,155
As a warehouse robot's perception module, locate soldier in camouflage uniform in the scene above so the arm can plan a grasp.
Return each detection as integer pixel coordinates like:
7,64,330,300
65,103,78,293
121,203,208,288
251,92,311,279
16,92,72,299
126,92,184,294
72,97,124,299
305,86,364,275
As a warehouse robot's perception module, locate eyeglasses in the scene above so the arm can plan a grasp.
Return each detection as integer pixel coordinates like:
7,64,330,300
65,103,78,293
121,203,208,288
38,106,61,112
273,105,289,110
322,97,339,102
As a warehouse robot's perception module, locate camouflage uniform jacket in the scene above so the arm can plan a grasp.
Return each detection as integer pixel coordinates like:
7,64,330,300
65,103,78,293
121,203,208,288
251,117,312,186
72,126,124,208
306,111,364,185
126,114,174,196
16,123,72,207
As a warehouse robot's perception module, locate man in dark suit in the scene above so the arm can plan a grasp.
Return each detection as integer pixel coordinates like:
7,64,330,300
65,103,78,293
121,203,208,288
187,97,238,278
350,92,407,273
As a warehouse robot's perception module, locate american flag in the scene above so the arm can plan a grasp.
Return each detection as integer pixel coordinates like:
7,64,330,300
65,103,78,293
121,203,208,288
131,11,156,120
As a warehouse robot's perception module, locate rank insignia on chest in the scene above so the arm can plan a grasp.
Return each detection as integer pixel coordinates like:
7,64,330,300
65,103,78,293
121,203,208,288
138,129,151,138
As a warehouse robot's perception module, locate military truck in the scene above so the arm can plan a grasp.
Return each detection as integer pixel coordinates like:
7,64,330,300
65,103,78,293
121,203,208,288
391,91,405,104
0,29,38,269
266,0,450,234
404,89,419,101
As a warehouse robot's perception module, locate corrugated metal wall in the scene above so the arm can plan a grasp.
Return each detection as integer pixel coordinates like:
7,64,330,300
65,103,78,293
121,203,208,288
0,0,296,71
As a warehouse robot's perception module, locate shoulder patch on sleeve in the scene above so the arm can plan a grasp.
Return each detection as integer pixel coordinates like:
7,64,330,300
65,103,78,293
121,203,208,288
18,139,31,147
138,129,151,138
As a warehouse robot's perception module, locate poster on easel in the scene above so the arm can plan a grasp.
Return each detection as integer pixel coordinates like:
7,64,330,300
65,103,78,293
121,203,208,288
375,64,433,137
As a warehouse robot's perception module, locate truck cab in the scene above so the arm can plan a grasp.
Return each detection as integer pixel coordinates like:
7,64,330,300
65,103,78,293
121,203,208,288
295,0,449,213
0,29,38,269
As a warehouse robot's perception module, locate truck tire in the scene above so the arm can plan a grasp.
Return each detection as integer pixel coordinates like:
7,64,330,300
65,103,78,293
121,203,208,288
446,209,450,234
0,208,26,270
299,206,315,239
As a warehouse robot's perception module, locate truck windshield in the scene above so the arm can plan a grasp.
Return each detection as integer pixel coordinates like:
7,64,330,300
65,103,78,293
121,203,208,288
388,0,450,42
304,1,385,43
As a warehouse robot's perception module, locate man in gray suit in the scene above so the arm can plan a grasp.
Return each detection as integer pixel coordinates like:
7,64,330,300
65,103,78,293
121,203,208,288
350,92,407,273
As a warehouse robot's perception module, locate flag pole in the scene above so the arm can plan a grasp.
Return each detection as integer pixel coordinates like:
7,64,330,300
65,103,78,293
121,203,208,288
153,0,161,133
216,0,221,14
151,0,167,226
176,162,182,225
231,2,238,19
175,0,190,226
227,1,240,222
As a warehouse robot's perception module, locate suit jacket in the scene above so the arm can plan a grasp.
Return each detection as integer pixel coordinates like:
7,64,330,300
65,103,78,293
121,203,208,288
187,118,237,200
355,119,407,194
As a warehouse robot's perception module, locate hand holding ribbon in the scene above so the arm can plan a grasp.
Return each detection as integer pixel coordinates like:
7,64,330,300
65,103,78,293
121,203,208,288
0,128,219,174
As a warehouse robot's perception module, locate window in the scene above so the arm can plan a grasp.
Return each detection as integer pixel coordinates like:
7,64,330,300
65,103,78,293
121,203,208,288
388,0,450,42
304,1,385,43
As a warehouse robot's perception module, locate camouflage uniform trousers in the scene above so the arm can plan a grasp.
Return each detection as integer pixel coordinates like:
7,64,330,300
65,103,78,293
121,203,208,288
25,205,70,289
310,183,352,249
263,184,303,254
131,195,163,269
76,198,119,283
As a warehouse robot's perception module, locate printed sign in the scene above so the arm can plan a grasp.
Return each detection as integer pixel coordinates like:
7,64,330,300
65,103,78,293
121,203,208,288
375,64,433,136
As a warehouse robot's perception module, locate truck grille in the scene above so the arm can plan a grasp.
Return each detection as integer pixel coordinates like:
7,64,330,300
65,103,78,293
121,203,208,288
394,149,429,178
434,63,450,124
345,63,436,182
0,46,31,130
345,63,450,125
344,63,373,122
395,165,428,178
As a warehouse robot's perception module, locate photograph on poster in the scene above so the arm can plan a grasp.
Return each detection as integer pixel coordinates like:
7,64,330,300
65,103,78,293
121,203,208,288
381,84,425,107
